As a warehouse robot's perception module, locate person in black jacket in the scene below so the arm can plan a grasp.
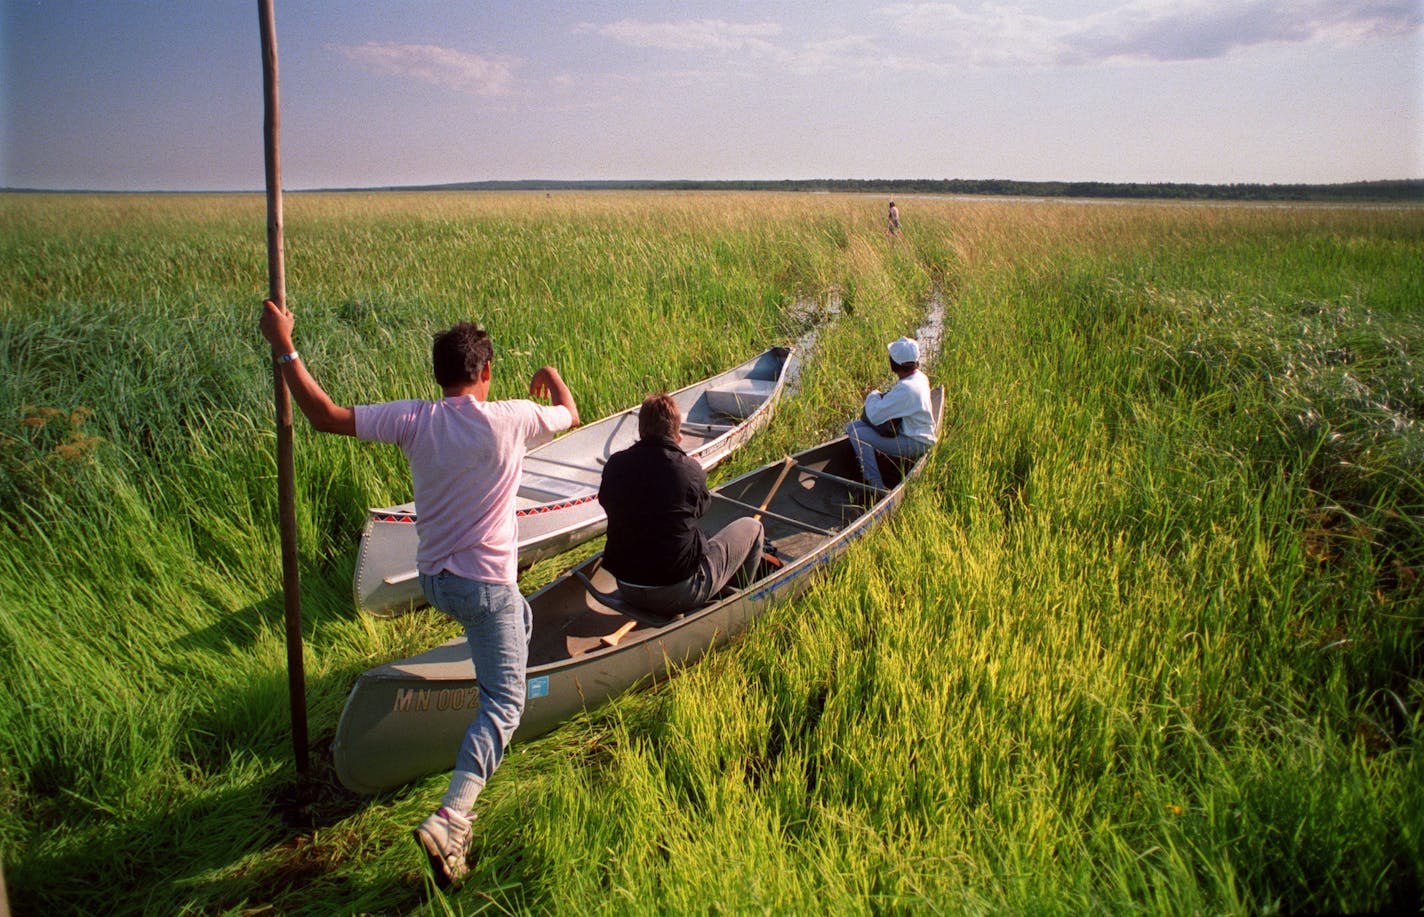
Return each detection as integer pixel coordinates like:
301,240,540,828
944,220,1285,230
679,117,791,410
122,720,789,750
598,392,763,616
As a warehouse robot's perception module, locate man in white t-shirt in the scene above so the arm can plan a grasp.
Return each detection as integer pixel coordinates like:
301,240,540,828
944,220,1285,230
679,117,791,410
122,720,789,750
259,299,579,887
845,336,935,490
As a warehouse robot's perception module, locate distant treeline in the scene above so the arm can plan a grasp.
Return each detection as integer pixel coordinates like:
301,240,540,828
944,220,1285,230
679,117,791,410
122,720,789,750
398,177,1424,203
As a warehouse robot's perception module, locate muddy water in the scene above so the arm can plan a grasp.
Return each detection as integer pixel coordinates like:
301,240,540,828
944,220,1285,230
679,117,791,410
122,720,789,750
782,288,945,394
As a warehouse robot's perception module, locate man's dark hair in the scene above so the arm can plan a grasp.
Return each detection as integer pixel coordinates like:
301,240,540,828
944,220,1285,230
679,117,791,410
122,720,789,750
638,392,680,440
432,323,493,388
889,356,918,374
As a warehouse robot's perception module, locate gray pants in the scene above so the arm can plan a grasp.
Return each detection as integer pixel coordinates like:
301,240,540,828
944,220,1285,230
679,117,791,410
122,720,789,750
845,419,931,489
617,517,764,616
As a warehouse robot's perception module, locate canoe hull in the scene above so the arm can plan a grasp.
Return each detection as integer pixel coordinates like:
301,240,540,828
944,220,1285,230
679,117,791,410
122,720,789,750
333,388,944,795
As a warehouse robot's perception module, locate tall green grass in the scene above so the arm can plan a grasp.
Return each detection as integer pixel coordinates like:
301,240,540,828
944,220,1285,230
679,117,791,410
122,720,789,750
1,192,1419,914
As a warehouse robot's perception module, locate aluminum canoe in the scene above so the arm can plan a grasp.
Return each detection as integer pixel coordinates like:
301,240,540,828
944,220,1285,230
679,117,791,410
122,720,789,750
333,386,944,794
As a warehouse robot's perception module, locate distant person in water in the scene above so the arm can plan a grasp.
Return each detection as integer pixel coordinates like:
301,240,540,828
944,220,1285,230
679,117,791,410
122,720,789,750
258,299,579,888
598,393,764,616
888,201,901,237
845,336,935,490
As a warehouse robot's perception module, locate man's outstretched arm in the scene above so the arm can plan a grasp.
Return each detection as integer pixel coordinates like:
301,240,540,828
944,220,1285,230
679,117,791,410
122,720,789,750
258,299,358,437
530,365,580,428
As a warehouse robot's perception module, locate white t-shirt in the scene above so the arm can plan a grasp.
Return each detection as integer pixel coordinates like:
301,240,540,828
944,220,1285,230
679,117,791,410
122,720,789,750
356,397,573,584
863,370,936,445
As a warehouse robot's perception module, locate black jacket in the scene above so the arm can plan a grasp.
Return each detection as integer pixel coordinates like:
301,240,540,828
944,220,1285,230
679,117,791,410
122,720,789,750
598,436,708,586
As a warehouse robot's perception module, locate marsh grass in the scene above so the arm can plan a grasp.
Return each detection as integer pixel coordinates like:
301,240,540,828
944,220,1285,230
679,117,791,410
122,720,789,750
1,192,1420,914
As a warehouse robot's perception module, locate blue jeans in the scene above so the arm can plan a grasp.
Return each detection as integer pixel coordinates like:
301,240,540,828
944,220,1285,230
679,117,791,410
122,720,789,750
845,419,931,489
420,571,531,814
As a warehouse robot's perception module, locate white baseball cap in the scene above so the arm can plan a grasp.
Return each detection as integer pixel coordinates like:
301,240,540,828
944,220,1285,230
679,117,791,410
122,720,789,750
887,336,919,365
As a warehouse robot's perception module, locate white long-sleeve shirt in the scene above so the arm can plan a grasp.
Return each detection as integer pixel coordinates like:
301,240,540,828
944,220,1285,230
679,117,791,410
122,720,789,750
863,370,936,445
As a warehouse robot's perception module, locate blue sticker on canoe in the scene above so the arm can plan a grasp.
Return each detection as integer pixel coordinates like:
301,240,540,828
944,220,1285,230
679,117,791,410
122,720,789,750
527,676,549,699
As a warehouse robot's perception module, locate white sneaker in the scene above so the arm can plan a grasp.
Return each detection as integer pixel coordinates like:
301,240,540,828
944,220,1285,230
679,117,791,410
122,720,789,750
413,807,472,887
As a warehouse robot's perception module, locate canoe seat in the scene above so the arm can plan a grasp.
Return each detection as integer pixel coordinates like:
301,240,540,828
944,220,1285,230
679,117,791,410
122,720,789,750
704,379,777,420
573,571,678,628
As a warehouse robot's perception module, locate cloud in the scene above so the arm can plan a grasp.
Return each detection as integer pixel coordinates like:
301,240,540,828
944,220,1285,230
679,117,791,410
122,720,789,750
876,4,1061,67
576,18,782,52
575,18,923,78
1068,0,1424,64
783,34,951,77
878,0,1423,67
567,2,1420,84
333,42,517,95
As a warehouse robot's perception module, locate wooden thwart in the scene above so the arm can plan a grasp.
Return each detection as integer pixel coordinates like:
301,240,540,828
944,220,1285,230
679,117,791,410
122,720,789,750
712,492,835,536
709,455,868,536
792,463,887,495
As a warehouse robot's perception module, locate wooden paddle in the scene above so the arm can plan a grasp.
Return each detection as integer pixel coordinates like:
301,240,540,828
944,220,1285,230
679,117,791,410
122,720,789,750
754,456,796,522
601,619,638,647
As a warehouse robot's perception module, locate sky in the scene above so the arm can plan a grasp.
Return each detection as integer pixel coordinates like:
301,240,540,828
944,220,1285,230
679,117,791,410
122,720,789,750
2,1,1421,191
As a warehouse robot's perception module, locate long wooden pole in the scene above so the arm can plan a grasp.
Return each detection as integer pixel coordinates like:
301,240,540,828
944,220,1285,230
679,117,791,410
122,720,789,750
259,0,308,777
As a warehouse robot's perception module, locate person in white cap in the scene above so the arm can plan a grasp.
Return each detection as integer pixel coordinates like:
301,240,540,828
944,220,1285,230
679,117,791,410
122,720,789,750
845,336,936,489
